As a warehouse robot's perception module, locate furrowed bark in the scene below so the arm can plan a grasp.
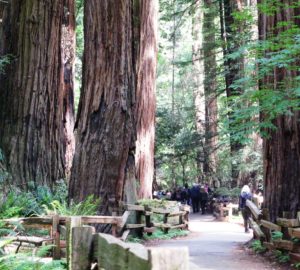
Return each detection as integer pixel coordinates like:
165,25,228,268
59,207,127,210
69,1,136,212
0,0,75,187
135,0,158,199
258,0,300,220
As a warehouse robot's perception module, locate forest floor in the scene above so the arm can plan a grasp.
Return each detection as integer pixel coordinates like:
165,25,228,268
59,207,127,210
148,213,291,270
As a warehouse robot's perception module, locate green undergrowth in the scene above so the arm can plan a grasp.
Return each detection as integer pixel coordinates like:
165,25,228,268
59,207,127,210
0,180,100,219
144,228,189,240
127,228,189,243
42,195,100,216
250,240,266,253
0,180,68,218
271,231,283,240
273,249,290,264
0,245,66,270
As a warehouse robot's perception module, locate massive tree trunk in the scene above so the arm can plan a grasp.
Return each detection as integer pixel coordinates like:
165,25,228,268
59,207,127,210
135,0,158,199
0,0,75,187
203,0,218,184
259,1,300,221
62,0,76,177
69,1,137,213
193,0,218,184
192,0,206,182
220,0,249,187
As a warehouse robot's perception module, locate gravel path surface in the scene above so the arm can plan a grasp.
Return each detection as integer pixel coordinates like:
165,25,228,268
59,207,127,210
149,214,288,270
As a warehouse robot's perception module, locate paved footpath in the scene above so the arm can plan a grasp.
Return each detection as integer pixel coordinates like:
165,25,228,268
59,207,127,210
150,214,283,270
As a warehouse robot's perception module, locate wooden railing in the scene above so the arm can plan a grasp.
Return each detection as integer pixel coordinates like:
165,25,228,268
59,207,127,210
72,226,189,270
2,203,190,265
123,203,190,238
246,199,300,264
213,202,238,221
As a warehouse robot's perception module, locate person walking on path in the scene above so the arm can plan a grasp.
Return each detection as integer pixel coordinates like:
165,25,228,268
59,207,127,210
190,184,200,213
200,186,209,214
239,185,252,233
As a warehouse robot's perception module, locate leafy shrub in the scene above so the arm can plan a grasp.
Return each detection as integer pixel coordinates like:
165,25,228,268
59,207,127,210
250,240,266,253
215,187,241,200
0,245,66,270
144,229,189,241
43,195,100,216
0,180,69,218
273,249,290,263
271,231,283,240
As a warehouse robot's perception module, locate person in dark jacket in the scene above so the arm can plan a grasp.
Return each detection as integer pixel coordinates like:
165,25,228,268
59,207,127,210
200,187,209,214
190,184,200,213
239,185,252,233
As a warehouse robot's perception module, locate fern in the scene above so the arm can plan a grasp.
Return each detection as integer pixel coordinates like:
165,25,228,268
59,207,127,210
43,195,100,216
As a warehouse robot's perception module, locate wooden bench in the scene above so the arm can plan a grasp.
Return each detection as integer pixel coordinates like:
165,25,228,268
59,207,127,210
5,236,54,253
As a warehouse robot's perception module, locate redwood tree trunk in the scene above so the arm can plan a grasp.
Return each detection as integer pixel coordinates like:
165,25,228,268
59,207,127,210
69,1,136,212
135,0,158,199
192,0,206,182
0,0,75,187
203,0,218,183
259,1,300,221
221,0,245,187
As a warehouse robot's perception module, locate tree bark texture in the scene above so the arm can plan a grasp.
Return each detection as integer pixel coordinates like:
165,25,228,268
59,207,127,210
0,0,75,187
221,0,245,187
135,0,158,199
192,0,206,182
62,0,76,176
258,1,300,220
69,1,136,212
203,0,218,183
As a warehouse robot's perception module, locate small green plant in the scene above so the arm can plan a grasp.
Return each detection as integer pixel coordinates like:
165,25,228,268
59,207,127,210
43,195,101,216
144,229,189,241
294,262,300,269
273,249,290,263
271,231,283,240
126,236,143,243
250,240,266,253
0,55,12,74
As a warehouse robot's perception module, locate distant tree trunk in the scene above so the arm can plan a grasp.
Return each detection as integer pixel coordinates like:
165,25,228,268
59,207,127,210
135,0,158,199
0,0,75,187
220,0,245,188
69,1,136,213
259,1,300,221
62,0,76,177
203,0,218,184
192,0,206,182
0,3,4,23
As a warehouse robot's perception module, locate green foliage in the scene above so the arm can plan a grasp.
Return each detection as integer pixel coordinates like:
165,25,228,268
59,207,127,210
144,229,189,241
0,55,12,74
215,187,241,199
271,231,283,240
250,240,267,253
42,195,100,216
273,249,290,264
0,246,66,270
0,181,68,218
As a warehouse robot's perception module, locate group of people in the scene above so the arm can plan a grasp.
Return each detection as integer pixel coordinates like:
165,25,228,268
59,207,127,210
169,183,212,214
153,182,262,233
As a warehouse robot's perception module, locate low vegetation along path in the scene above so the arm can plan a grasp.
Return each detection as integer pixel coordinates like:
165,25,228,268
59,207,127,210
150,214,280,270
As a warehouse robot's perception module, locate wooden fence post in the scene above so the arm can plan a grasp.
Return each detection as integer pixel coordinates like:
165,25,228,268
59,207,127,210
70,226,94,270
67,216,82,269
52,214,60,260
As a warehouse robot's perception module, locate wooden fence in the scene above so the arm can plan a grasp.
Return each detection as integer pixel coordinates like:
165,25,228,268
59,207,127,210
245,199,300,264
2,203,190,268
